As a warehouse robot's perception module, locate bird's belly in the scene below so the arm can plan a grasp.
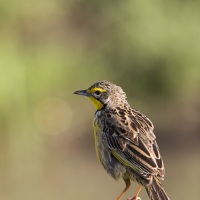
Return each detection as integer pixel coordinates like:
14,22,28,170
93,120,126,180
93,123,106,166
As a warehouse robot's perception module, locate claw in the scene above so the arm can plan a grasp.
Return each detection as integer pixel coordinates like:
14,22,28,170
127,197,141,200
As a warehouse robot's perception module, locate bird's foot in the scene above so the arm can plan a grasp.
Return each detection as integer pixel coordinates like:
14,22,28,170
127,197,141,200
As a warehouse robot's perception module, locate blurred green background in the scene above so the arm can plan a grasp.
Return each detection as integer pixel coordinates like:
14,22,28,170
0,0,200,199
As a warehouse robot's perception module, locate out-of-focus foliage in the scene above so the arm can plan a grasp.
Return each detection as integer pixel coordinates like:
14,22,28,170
0,0,200,200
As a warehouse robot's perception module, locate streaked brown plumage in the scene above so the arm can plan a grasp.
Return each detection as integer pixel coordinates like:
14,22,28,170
74,80,170,200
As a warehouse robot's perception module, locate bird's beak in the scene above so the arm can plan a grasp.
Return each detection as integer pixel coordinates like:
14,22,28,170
74,89,90,97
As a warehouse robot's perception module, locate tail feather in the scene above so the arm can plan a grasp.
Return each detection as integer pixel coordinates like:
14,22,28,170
146,178,170,200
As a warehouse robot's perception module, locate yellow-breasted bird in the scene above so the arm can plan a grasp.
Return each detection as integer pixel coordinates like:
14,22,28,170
74,80,170,200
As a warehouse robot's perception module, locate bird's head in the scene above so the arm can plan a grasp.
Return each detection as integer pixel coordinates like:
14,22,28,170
74,80,128,110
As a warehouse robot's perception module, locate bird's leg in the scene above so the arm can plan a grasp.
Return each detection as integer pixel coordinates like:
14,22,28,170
127,184,142,200
134,185,142,200
116,179,131,200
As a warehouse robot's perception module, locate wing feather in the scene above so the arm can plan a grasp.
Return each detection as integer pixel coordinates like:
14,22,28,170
102,107,165,179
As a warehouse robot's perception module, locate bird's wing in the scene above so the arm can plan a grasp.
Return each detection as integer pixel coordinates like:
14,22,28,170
102,107,165,179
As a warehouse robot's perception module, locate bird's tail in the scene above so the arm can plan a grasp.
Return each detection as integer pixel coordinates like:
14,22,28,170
146,177,170,200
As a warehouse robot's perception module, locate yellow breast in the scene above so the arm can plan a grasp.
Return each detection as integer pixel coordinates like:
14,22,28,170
93,118,101,162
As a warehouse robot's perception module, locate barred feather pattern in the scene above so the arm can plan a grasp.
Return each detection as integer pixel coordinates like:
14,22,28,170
146,177,170,200
95,105,164,176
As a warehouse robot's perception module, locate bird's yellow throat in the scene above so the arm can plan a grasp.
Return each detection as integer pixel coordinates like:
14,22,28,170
89,97,104,110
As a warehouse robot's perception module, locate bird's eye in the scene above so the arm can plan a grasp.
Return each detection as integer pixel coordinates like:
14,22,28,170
94,90,101,96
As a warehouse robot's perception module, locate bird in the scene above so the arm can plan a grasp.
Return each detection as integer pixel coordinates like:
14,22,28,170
74,80,170,200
